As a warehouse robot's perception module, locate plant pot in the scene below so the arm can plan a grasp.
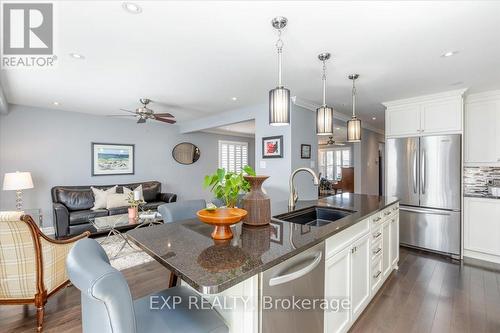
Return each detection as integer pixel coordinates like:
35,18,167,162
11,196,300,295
128,207,138,219
242,175,271,226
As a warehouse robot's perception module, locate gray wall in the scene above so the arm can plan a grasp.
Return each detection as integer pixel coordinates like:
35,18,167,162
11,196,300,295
0,105,254,227
353,128,384,195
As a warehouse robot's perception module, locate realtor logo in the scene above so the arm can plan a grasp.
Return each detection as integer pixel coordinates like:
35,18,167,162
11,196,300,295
2,2,56,67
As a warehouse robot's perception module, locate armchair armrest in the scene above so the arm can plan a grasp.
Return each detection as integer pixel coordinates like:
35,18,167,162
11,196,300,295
158,192,177,203
53,202,69,239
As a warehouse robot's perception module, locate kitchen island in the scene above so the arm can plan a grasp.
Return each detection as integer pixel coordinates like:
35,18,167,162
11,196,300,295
127,193,399,333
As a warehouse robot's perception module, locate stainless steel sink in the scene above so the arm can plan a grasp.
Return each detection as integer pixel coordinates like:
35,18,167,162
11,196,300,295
273,206,355,227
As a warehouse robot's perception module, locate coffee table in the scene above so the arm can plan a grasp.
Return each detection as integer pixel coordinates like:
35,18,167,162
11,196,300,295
90,211,163,258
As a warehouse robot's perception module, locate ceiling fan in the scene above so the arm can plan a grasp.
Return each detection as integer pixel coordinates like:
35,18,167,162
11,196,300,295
108,98,176,124
319,136,346,147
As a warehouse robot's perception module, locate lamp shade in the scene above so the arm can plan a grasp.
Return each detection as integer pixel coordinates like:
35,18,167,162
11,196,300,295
347,117,362,142
3,172,34,191
316,106,334,135
269,87,290,126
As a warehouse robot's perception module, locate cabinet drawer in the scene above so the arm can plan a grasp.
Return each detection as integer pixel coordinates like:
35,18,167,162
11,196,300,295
370,213,383,228
371,226,383,243
371,239,383,261
371,258,383,292
326,219,369,259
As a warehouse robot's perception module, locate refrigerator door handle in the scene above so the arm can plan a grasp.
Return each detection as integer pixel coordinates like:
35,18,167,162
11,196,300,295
400,207,452,216
412,149,418,194
421,149,426,195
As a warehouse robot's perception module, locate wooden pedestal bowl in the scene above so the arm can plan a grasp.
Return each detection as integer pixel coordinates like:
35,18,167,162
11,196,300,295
196,208,247,240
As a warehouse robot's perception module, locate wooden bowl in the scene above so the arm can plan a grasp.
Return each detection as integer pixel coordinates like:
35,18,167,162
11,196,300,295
196,208,247,240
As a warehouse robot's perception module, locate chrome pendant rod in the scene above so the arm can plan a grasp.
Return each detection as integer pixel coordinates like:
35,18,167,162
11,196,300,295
322,62,327,106
349,74,359,117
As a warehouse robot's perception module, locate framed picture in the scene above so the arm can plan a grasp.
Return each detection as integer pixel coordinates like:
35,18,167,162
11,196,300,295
262,135,283,158
301,144,311,159
269,220,283,244
92,143,135,176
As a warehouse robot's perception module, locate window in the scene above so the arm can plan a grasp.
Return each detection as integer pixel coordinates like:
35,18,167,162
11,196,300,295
218,140,248,172
318,148,351,180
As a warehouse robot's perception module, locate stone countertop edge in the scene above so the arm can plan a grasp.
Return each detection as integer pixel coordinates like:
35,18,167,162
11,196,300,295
126,194,400,294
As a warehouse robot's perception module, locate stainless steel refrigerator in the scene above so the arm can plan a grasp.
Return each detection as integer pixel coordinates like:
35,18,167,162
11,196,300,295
386,135,461,258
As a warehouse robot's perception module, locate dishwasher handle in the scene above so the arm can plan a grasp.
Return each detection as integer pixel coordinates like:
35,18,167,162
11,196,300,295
269,251,322,287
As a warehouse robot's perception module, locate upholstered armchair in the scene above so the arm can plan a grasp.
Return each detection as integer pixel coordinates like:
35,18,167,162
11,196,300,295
0,211,90,331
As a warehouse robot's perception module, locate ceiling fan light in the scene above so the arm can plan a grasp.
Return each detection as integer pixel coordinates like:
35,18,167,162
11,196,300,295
316,106,334,135
269,87,290,126
347,117,361,142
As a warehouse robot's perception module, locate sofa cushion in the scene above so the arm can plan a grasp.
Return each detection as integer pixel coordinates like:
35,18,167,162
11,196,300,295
91,186,117,210
57,188,94,211
142,201,164,211
106,193,129,209
142,183,161,202
69,209,108,225
108,206,128,216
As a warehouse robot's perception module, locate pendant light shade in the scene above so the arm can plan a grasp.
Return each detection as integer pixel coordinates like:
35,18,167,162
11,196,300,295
316,52,334,135
347,74,361,142
317,106,334,135
269,17,290,126
269,87,290,126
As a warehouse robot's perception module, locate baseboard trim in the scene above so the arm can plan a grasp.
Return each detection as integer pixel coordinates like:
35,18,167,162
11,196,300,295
463,249,500,268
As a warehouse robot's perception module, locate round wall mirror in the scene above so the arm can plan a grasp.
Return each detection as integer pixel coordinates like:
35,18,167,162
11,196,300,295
172,142,200,165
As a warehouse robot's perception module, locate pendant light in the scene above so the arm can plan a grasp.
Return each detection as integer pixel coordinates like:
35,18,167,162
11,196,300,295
269,16,290,126
316,52,334,135
347,74,361,142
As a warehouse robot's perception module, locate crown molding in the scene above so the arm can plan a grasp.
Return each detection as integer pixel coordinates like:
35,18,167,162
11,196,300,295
382,88,468,108
465,89,500,103
292,96,385,135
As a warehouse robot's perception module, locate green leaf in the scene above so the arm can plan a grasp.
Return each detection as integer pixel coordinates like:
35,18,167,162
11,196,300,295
243,165,256,176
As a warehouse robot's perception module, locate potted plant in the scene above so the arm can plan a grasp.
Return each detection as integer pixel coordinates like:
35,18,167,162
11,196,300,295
127,192,145,219
203,165,256,208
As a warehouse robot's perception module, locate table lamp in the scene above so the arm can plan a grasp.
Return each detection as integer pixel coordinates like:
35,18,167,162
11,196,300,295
3,171,34,210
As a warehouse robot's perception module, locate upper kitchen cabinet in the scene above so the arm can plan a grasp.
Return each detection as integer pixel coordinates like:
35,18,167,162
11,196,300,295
464,90,500,165
383,89,466,138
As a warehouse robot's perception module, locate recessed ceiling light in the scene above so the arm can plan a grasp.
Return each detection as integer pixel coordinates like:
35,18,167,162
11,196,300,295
372,117,377,120
122,2,142,14
231,97,238,101
53,101,60,106
69,53,84,59
441,50,458,58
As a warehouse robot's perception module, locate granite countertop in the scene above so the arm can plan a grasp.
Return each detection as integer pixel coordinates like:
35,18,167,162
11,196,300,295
126,193,399,294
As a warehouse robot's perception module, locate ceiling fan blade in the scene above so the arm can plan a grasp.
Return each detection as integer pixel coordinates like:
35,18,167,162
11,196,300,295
120,109,138,114
154,117,176,124
153,112,175,118
137,118,146,124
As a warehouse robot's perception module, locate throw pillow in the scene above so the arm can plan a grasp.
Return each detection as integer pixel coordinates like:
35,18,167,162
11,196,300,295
106,193,129,209
123,184,145,202
91,186,117,210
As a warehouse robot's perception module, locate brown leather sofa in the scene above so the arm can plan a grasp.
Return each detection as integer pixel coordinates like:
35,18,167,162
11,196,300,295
51,181,176,238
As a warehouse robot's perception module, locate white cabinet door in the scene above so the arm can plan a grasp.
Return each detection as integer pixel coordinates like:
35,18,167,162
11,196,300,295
465,99,499,163
324,248,351,333
421,98,462,134
464,198,500,256
390,215,399,267
350,234,370,321
386,104,421,137
382,220,391,277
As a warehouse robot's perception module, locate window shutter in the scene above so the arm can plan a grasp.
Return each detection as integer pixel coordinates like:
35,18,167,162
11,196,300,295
219,140,249,172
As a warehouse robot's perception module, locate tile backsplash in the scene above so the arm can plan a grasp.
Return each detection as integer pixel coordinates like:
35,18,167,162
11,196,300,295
463,167,500,196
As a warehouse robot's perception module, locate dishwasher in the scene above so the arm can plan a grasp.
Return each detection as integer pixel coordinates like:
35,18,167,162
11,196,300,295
260,242,324,333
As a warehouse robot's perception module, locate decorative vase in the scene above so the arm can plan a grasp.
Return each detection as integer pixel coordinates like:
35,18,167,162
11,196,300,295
128,207,138,219
242,175,271,226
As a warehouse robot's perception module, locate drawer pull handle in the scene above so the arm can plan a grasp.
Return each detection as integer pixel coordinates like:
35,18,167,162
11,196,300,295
373,232,382,239
384,211,391,216
373,248,382,255
373,271,382,279
373,217,382,222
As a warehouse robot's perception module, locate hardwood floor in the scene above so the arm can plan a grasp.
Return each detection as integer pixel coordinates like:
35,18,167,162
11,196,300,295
1,247,500,333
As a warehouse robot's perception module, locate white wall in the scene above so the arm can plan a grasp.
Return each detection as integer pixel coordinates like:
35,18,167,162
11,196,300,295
0,105,254,227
